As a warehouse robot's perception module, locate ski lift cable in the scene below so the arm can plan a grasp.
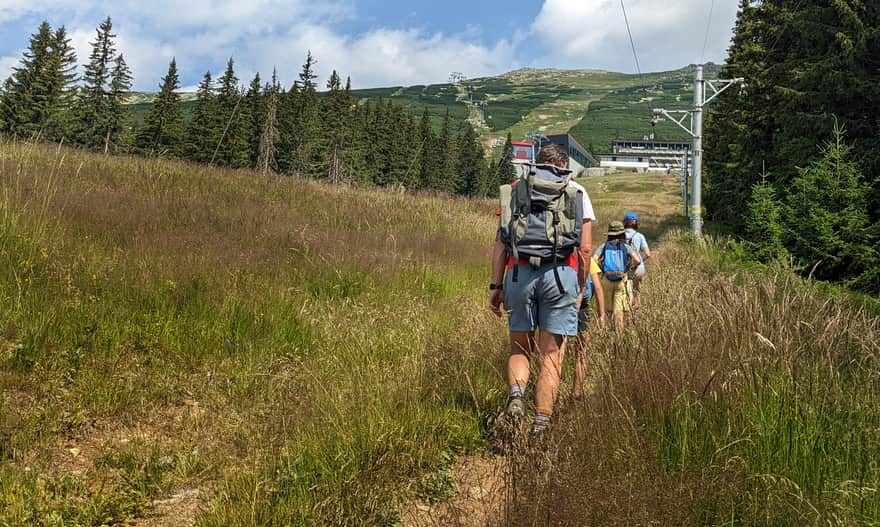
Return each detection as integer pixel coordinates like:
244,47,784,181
761,0,806,67
620,0,644,85
700,0,715,64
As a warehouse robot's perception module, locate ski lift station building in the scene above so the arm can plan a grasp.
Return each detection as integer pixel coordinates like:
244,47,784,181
510,134,599,176
599,139,691,173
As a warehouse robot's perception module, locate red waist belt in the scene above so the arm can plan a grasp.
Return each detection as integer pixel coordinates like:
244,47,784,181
507,251,579,270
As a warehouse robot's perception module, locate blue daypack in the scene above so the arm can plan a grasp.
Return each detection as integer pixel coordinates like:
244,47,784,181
602,240,629,281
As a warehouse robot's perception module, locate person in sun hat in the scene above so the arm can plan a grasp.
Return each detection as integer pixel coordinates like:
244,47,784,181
595,220,641,335
623,211,651,310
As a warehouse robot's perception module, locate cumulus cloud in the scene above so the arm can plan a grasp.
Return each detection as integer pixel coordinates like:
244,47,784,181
0,0,81,24
0,0,516,90
531,0,738,72
0,0,734,91
242,25,516,89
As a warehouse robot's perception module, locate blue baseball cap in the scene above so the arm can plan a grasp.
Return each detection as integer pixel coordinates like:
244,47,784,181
623,211,639,222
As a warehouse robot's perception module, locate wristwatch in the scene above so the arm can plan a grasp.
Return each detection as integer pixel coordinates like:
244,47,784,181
489,283,503,291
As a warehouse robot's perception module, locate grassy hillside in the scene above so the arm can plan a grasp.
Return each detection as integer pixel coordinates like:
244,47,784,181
2,140,877,525
127,64,720,156
0,141,501,525
350,65,721,155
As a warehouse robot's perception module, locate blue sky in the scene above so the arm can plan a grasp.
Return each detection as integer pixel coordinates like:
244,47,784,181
0,0,738,91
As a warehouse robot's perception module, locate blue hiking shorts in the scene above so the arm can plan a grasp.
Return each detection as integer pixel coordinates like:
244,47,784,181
504,263,580,336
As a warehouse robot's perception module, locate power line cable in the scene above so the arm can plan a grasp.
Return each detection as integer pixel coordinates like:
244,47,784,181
763,0,805,60
741,0,806,78
700,0,715,64
620,0,643,83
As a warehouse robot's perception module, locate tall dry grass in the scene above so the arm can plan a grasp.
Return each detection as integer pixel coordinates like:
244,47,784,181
505,233,880,525
0,139,507,525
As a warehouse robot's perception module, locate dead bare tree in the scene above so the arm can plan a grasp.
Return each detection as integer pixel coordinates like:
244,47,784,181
257,75,279,176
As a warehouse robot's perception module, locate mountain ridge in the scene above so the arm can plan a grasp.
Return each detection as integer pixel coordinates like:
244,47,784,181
128,63,723,155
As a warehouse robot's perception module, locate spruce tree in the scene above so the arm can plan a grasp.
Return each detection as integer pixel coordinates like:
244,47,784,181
136,58,183,156
42,26,78,141
434,108,458,192
706,1,880,230
212,57,249,167
387,102,416,187
0,21,54,136
496,132,515,183
743,170,787,263
245,72,264,167
321,70,354,183
417,108,437,190
360,100,382,184
705,0,880,289
370,100,395,185
76,16,117,148
295,52,323,177
784,127,877,292
103,53,132,153
346,95,371,185
455,122,484,196
279,51,322,177
275,81,297,174
183,71,220,163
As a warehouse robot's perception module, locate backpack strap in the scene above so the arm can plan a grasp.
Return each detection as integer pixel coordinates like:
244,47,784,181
551,209,565,295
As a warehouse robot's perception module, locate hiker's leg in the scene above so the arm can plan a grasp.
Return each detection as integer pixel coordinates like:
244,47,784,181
572,333,588,398
614,310,625,335
533,263,578,417
504,263,538,396
508,331,534,388
572,307,590,397
631,271,644,309
613,283,627,335
535,331,566,415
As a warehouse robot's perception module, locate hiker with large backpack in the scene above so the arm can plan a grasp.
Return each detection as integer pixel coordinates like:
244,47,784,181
595,221,641,335
571,255,606,400
623,211,651,310
489,144,595,436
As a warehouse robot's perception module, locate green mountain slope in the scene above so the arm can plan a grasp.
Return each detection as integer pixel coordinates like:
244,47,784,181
349,64,721,155
127,63,721,157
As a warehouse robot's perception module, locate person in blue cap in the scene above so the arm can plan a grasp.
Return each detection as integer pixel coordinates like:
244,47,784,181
623,211,651,310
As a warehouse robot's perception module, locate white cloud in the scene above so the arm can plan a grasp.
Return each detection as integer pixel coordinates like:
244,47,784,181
0,0,736,92
242,25,517,90
0,0,81,24
532,0,738,72
0,52,19,81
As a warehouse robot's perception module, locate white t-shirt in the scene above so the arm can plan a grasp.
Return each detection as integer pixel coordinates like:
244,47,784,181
569,180,596,222
625,228,649,273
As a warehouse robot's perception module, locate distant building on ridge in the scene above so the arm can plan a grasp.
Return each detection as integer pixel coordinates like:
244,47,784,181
599,139,691,173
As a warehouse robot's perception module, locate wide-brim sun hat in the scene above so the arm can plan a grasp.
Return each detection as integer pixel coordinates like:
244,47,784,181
607,220,626,236
624,211,639,222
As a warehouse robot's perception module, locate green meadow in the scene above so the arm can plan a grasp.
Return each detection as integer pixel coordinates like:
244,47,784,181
1,141,878,525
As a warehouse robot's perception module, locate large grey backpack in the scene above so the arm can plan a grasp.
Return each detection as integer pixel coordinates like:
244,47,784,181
499,163,583,293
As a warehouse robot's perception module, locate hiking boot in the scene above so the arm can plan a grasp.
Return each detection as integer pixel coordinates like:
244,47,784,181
529,419,550,439
506,395,526,419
